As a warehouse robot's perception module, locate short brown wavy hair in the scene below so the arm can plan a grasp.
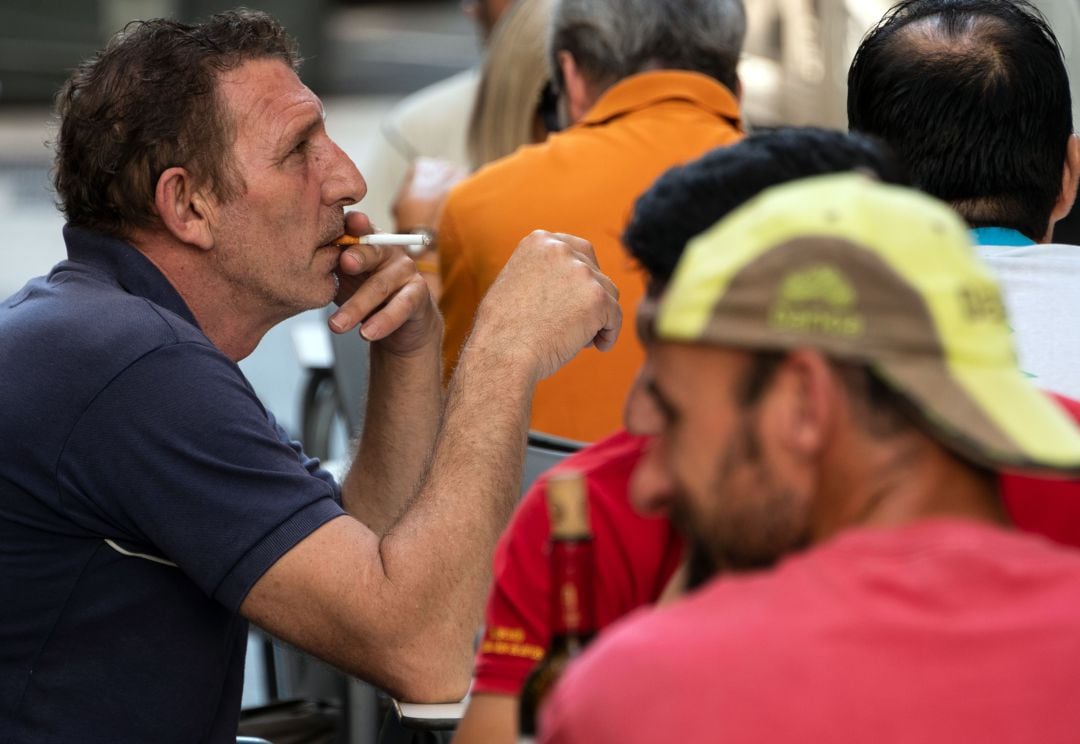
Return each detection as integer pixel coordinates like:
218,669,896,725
53,9,299,239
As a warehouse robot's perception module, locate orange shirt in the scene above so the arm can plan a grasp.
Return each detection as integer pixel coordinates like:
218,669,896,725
437,70,743,442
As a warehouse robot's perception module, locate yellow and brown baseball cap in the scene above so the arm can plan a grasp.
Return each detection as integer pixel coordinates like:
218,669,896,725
652,172,1080,475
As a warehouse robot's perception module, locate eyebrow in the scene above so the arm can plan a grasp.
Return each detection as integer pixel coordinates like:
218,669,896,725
279,108,326,151
295,115,324,141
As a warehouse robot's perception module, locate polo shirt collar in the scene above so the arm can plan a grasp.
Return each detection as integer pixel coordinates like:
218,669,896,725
970,226,1037,248
62,224,200,328
576,69,742,130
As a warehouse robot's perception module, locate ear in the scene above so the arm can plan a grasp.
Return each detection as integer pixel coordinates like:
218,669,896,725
155,166,215,250
766,349,834,461
1048,134,1080,241
556,50,594,124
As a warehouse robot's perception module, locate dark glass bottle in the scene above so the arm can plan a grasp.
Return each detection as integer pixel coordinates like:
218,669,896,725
518,470,596,737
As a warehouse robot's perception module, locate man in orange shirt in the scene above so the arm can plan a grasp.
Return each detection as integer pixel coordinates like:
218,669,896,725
437,0,747,443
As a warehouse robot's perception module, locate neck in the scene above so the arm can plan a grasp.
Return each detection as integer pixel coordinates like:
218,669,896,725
812,428,1006,542
132,232,272,361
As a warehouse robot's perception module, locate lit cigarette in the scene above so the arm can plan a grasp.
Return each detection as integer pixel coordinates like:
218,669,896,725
333,233,431,248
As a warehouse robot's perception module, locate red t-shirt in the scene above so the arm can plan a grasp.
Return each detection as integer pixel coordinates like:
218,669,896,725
476,395,1080,697
1001,393,1080,546
472,430,683,695
541,520,1080,743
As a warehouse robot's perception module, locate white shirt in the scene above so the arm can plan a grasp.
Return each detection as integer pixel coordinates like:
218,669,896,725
979,241,1080,400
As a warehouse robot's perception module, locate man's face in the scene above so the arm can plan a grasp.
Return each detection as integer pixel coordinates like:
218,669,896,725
631,342,812,576
206,58,365,326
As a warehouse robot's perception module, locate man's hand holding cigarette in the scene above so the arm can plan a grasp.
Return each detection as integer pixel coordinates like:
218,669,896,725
330,212,441,358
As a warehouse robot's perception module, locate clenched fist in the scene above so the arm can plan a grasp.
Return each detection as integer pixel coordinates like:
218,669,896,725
466,230,622,384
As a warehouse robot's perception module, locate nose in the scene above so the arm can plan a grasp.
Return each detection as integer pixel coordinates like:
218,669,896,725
321,137,367,207
630,437,677,517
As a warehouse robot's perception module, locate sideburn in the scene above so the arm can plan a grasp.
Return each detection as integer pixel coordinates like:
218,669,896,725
706,411,812,573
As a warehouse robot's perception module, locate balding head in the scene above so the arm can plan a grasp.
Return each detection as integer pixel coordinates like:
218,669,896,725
848,0,1073,241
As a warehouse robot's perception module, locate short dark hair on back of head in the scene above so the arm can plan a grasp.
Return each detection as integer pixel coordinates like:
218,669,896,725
623,127,910,292
847,0,1072,241
53,9,300,239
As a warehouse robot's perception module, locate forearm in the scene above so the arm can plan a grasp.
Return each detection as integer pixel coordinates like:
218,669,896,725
374,342,536,681
341,337,443,535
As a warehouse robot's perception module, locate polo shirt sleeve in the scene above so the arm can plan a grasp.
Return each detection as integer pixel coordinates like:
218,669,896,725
57,341,346,611
472,477,552,695
436,194,482,385
264,407,341,497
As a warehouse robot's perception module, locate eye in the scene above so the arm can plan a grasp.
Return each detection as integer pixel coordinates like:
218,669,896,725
289,139,309,157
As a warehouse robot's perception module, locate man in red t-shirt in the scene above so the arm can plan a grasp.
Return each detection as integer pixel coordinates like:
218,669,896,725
540,174,1080,743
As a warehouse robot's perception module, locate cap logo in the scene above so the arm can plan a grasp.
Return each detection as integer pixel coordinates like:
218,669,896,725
768,264,864,337
958,281,1007,325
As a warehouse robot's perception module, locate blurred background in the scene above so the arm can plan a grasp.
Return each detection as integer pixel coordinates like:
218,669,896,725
0,0,1078,439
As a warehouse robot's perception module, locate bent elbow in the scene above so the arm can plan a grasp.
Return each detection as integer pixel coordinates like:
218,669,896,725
396,669,472,704
383,653,472,703
366,620,476,703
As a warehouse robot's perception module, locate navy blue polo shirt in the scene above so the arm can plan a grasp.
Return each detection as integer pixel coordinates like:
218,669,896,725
0,226,345,743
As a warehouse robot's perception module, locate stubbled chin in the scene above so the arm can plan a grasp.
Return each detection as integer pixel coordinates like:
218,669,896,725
309,247,343,307
315,244,342,272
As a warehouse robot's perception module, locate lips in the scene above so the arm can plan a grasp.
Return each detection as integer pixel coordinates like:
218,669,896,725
318,220,349,250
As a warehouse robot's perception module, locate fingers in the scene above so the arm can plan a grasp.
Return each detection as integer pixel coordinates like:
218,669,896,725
540,233,622,361
344,210,375,237
587,263,619,303
355,274,431,342
536,233,614,305
469,229,624,382
542,231,620,311
329,248,418,334
548,233,621,350
337,241,396,276
550,232,598,267
581,264,621,352
591,296,622,353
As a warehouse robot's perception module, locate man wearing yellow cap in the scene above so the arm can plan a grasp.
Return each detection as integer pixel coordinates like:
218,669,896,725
539,174,1080,743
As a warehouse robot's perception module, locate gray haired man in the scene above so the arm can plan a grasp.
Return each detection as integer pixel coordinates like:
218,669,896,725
435,0,748,445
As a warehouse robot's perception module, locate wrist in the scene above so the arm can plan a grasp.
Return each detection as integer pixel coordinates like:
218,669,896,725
370,297,444,361
457,325,542,393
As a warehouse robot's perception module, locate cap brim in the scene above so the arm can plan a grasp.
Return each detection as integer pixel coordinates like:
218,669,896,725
875,354,1080,477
